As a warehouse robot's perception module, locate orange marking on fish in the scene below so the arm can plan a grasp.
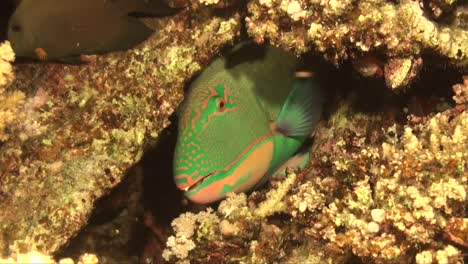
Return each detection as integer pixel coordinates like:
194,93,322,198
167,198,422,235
187,140,274,204
181,107,192,134
201,87,219,109
175,170,199,189
221,85,231,107
188,142,201,150
35,48,47,60
197,106,238,139
176,134,273,192
175,170,198,179
192,84,235,132
221,134,272,172
191,107,202,129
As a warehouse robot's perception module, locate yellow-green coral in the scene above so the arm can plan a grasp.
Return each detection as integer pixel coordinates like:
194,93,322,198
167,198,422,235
0,41,24,142
246,0,468,89
218,192,251,219
288,181,326,217
165,75,468,263
0,251,99,264
0,1,241,256
163,172,306,263
249,0,468,62
162,208,219,262
0,89,25,141
0,41,15,88
254,171,297,218
416,246,465,264
317,90,467,260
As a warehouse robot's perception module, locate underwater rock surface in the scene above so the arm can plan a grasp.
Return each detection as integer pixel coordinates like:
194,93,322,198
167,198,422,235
246,0,468,90
0,0,240,255
163,77,467,263
0,0,466,262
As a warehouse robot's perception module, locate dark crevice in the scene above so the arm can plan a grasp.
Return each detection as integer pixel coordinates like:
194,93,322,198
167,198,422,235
0,0,15,42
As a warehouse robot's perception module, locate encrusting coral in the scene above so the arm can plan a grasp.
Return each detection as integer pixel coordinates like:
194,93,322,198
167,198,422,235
246,0,468,90
0,41,24,141
162,173,319,263
163,76,467,263
0,251,99,264
1,0,467,261
0,0,241,256
0,41,15,87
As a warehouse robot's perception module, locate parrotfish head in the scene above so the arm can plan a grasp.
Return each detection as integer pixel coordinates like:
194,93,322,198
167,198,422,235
174,75,272,204
173,44,323,204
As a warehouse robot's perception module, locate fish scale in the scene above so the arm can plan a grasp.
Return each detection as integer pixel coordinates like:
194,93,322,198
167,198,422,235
174,42,323,204
7,0,180,62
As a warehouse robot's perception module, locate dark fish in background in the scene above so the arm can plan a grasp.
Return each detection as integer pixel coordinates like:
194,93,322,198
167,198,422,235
7,0,181,63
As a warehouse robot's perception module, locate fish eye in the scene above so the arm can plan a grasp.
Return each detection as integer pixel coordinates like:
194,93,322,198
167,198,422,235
216,98,226,112
11,24,22,32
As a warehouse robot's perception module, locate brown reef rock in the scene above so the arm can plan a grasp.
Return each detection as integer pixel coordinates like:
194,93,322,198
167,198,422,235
246,0,468,90
0,0,467,262
163,76,467,264
0,1,240,256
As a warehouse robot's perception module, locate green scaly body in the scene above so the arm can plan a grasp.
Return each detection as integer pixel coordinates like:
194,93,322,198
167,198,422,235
174,43,322,204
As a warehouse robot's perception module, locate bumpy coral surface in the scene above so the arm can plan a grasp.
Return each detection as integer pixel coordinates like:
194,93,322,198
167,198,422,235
0,1,240,256
163,77,467,263
1,0,467,261
246,0,468,89
0,251,99,264
0,41,23,141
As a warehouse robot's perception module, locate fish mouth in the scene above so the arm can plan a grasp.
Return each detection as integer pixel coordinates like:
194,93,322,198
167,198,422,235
184,171,217,192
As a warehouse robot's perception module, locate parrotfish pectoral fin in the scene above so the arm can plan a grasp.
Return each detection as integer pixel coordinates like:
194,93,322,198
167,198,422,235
274,72,324,137
250,72,323,192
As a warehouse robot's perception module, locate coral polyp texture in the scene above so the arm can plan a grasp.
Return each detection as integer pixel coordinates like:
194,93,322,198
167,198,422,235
163,77,467,263
0,41,24,142
1,0,467,261
246,0,468,89
0,1,240,256
0,251,98,264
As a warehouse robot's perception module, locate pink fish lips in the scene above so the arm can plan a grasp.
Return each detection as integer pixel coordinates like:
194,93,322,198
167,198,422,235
175,171,215,192
172,43,324,205
175,169,228,204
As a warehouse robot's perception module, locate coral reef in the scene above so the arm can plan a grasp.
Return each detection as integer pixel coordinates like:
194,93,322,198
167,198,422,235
54,165,147,263
0,251,99,264
163,76,467,263
0,41,14,87
246,0,468,89
0,1,241,256
1,0,467,261
0,41,23,141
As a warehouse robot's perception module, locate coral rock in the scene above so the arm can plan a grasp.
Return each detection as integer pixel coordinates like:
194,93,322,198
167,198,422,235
0,2,240,256
246,0,468,89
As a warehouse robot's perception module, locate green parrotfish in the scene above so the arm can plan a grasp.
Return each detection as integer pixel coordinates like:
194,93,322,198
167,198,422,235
7,0,180,62
173,43,324,204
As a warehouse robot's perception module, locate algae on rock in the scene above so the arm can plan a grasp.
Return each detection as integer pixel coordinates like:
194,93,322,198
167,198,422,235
246,0,468,90
0,1,241,256
0,40,24,142
163,77,467,263
1,0,467,261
